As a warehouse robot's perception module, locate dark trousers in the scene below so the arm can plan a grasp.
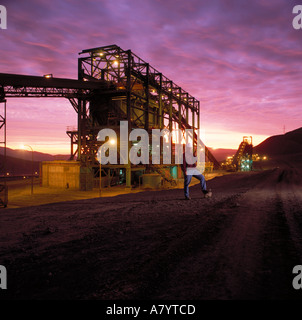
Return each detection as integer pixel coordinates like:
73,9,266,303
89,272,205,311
184,174,207,198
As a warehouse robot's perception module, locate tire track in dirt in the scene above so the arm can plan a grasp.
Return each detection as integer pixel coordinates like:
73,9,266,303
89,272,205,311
92,170,280,299
2,168,302,300
256,167,302,299
131,193,251,299
276,167,302,260
146,170,274,299
145,169,302,299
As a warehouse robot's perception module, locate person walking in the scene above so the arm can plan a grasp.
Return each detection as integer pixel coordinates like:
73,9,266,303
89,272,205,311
181,144,212,200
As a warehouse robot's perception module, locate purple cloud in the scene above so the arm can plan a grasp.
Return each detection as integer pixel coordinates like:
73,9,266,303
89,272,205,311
0,0,301,153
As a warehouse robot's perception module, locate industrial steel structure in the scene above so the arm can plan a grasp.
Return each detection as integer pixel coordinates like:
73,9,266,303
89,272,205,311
0,44,219,194
223,136,253,172
234,136,253,171
0,97,7,207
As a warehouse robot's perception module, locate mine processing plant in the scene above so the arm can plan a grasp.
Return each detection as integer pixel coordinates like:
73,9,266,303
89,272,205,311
223,136,253,172
0,44,220,197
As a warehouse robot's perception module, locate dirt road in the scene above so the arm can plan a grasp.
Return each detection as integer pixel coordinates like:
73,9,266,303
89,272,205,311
0,158,302,300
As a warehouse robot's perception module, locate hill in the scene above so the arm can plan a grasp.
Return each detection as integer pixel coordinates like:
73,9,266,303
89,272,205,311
0,147,69,176
254,127,302,156
0,154,40,176
209,148,236,162
0,147,69,162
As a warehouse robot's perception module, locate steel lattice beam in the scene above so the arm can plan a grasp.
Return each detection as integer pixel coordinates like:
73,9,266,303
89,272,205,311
78,45,200,133
0,73,111,99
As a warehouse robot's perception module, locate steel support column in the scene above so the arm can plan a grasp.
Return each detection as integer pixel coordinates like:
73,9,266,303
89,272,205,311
145,63,150,131
159,73,163,129
0,99,7,207
125,50,132,187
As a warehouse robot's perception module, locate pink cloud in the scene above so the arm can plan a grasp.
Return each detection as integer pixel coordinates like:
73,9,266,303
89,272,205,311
0,0,301,153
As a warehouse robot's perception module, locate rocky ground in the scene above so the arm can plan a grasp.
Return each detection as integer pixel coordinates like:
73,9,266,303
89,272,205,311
0,155,302,300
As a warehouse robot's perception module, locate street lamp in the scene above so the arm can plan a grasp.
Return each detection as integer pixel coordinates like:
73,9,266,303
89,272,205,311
21,144,34,195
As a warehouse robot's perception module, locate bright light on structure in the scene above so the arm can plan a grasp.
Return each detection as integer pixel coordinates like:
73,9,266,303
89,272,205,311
110,139,116,145
43,74,53,79
113,60,119,66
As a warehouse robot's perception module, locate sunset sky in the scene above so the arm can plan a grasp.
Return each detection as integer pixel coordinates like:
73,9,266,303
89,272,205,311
0,0,301,154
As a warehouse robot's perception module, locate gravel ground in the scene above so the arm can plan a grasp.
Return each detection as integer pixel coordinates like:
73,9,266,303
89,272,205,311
0,156,302,300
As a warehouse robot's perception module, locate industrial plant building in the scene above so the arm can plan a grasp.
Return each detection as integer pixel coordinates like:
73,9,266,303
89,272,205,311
0,45,220,198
